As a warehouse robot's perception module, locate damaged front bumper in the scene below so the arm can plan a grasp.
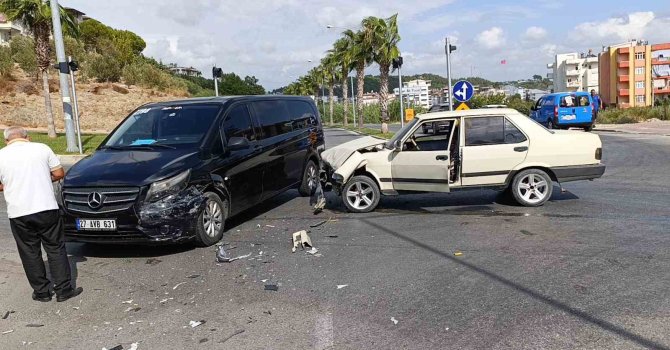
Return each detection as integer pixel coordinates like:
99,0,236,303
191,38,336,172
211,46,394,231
63,187,206,244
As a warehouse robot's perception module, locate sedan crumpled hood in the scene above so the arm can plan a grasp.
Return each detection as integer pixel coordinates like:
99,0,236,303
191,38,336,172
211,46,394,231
321,136,386,169
64,148,201,187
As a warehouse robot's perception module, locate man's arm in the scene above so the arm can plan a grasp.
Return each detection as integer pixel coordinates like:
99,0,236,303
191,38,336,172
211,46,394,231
51,167,65,182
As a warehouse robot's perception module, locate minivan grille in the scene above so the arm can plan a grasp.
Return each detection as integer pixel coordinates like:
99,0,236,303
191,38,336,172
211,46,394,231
63,187,140,215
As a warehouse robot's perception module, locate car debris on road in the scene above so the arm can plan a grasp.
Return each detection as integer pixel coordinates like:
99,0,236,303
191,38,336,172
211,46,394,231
292,230,313,252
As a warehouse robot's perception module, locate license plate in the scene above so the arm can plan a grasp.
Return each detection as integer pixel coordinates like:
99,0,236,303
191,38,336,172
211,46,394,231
562,115,577,121
76,219,117,231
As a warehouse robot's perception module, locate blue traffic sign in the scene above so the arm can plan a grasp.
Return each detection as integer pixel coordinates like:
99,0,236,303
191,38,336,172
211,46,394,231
453,80,474,102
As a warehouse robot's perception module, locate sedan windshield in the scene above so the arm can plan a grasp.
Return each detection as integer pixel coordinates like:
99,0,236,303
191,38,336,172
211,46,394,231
385,118,419,149
103,105,221,148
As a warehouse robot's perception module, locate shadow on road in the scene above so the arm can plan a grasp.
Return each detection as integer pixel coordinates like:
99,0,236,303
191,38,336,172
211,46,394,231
65,242,194,258
362,219,669,350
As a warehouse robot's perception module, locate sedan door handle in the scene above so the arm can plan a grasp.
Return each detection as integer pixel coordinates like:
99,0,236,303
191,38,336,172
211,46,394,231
514,146,528,152
436,155,449,161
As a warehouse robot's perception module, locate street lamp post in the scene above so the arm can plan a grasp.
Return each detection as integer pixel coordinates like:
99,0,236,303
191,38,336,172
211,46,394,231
445,37,457,111
67,56,82,154
350,75,357,127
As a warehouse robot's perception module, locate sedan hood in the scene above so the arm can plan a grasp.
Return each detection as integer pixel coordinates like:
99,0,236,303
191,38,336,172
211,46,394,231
65,148,201,187
322,136,386,169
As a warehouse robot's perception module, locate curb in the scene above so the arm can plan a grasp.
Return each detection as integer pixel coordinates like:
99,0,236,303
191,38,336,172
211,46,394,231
58,154,87,166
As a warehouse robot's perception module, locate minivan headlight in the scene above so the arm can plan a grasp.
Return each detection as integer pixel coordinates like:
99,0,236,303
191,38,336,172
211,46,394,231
146,169,191,202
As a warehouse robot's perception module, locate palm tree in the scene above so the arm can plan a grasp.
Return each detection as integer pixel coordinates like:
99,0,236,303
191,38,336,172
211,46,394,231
330,38,354,127
363,14,401,133
0,0,78,138
320,55,338,126
343,27,374,128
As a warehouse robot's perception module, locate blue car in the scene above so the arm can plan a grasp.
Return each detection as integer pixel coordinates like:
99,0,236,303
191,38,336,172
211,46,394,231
530,92,595,131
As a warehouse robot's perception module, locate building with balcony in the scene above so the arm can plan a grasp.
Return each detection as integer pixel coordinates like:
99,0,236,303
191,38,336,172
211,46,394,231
0,13,26,46
168,66,202,77
547,51,599,93
599,40,670,108
393,79,432,109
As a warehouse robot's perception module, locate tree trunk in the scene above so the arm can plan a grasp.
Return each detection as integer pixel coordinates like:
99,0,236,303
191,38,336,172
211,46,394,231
34,25,57,138
41,70,57,138
328,84,335,126
356,63,365,128
342,75,348,127
379,64,391,134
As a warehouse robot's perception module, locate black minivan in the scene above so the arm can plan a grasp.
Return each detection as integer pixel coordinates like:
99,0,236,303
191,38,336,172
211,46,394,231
60,96,324,246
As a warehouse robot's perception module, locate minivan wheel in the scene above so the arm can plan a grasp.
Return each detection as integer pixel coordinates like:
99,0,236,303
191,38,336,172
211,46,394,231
298,159,319,197
584,124,594,132
546,119,554,129
195,192,227,247
510,169,553,207
342,175,380,213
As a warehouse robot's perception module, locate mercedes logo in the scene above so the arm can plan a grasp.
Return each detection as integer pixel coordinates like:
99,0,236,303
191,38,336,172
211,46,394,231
87,192,104,209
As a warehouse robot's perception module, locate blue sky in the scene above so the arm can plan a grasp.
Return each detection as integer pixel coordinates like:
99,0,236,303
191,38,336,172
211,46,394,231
62,0,669,89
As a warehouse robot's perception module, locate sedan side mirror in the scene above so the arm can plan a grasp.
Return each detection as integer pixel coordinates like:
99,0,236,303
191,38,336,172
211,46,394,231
227,137,250,151
394,139,402,151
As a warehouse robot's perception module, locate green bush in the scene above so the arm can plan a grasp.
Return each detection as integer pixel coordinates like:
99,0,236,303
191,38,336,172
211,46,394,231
86,52,122,82
121,59,187,93
597,106,670,124
9,36,37,76
0,46,12,77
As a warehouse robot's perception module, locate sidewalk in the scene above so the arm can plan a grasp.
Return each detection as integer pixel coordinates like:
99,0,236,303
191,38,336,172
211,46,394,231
595,120,670,136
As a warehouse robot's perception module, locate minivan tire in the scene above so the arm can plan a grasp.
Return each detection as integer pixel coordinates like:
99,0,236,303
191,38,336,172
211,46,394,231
584,124,594,132
194,192,227,247
298,159,319,197
546,119,554,129
510,169,553,207
342,175,380,213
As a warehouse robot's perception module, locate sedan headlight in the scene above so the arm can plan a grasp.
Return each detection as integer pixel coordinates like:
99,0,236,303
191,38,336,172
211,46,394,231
146,169,191,202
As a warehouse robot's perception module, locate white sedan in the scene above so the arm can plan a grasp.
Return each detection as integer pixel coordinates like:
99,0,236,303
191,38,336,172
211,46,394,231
321,108,605,212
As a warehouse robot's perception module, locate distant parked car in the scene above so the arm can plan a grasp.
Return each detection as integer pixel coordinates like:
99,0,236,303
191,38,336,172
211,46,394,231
530,92,594,131
321,108,605,212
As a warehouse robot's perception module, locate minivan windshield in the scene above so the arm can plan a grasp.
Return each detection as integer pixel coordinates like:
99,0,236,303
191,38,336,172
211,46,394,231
103,105,221,148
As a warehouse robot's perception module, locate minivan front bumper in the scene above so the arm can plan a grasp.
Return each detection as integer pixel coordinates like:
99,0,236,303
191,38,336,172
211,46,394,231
63,187,207,244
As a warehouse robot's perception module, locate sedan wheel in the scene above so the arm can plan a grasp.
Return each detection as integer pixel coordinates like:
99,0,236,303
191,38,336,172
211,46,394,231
342,175,380,213
511,169,553,207
203,199,223,238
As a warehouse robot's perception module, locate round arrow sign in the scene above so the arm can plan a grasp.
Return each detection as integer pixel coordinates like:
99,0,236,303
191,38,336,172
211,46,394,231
453,80,474,102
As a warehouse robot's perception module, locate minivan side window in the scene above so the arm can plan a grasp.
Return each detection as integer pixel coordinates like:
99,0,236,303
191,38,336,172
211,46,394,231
560,95,576,107
253,100,292,138
223,104,256,141
465,116,527,146
286,100,316,130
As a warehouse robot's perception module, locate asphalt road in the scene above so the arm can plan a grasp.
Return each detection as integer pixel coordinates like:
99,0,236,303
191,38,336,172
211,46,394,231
0,129,669,349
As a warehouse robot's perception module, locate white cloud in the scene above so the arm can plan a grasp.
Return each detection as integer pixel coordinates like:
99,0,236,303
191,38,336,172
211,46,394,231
523,26,547,41
573,12,669,46
476,27,506,49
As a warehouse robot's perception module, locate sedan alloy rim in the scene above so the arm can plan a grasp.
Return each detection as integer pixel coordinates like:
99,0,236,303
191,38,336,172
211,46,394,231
346,181,374,210
203,199,223,237
517,174,549,204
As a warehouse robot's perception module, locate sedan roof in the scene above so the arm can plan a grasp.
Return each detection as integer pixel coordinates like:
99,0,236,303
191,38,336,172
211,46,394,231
417,108,522,121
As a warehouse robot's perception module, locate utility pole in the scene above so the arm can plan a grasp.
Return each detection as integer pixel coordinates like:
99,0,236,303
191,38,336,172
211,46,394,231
445,38,457,111
350,75,357,127
67,57,82,154
50,0,78,152
393,57,404,126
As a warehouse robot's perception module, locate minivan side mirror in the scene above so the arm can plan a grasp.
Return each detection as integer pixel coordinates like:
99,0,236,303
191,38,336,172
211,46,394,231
227,137,250,151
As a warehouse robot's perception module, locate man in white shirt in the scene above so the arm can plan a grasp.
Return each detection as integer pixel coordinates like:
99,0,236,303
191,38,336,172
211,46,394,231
0,126,82,302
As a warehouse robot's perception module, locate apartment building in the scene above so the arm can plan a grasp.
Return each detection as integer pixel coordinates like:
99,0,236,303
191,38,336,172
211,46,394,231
599,40,670,108
547,51,599,93
168,66,203,77
0,13,25,46
393,79,432,109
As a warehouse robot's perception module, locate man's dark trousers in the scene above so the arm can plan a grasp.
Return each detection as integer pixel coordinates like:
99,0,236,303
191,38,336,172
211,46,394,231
9,209,72,295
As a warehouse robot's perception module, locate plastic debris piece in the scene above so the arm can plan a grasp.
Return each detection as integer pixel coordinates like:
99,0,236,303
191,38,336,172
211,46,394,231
261,279,268,283
327,235,339,238
173,282,187,290
25,324,44,327
292,230,313,252
72,306,80,310
187,274,200,279
102,346,123,350
219,329,245,344
310,182,326,214
256,224,261,228
1,330,14,335
1,311,13,320
145,258,162,266
125,307,141,313
391,317,398,325
129,343,139,350
264,284,279,291
265,225,275,228
306,247,319,255
216,245,251,263
121,299,133,304
310,220,328,228
337,285,348,289
189,320,205,328
454,251,463,257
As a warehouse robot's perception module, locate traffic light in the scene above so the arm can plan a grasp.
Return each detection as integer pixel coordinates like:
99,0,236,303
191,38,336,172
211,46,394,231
392,56,404,69
68,59,79,72
447,44,457,53
212,67,223,78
